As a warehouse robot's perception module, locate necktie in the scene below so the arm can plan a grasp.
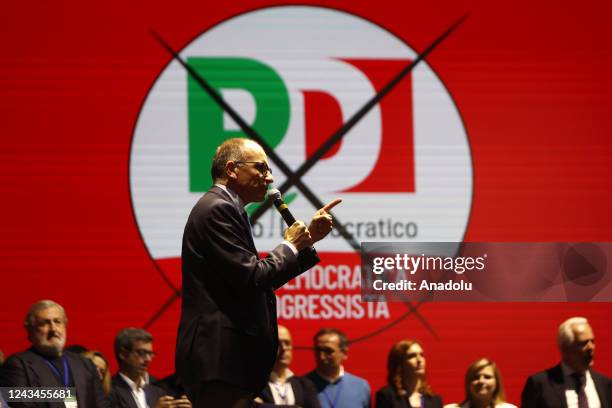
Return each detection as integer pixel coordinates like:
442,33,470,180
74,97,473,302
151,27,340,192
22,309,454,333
571,372,588,408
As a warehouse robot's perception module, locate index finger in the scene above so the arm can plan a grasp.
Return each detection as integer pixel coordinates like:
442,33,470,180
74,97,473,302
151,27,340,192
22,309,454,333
321,198,342,212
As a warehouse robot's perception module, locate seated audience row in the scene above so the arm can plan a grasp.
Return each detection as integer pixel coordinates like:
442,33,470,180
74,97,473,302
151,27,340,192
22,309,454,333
0,300,609,408
0,300,191,408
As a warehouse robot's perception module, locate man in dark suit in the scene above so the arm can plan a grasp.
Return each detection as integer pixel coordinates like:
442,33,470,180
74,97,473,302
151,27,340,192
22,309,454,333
176,138,340,408
256,325,320,408
0,300,109,408
110,328,191,408
521,316,610,408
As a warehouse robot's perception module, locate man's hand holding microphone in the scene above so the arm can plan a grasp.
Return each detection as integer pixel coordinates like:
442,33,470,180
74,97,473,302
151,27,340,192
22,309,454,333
269,188,342,252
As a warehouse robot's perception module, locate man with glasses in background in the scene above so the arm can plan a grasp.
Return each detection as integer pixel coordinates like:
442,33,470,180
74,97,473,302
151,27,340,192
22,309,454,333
177,138,341,407
111,328,191,408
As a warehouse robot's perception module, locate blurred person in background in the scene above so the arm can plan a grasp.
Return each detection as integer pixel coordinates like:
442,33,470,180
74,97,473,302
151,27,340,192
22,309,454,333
256,325,320,407
83,350,112,395
375,339,442,408
444,358,516,408
0,299,108,407
521,317,610,408
305,328,370,408
111,327,192,408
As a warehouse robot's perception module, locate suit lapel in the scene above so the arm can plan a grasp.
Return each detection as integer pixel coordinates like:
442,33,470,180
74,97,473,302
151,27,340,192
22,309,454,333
591,370,609,408
144,386,154,408
239,209,257,251
65,353,86,404
260,383,274,403
115,375,140,408
24,350,62,387
24,350,69,408
289,377,303,405
211,186,257,252
549,364,568,408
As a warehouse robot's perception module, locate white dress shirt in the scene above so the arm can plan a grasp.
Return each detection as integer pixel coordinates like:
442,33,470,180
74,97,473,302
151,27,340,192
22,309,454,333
268,369,296,405
119,372,150,408
561,363,601,408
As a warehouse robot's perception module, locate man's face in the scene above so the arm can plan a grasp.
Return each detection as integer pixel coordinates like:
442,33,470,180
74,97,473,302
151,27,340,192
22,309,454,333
314,334,346,373
28,306,66,357
121,340,155,379
562,323,595,372
276,326,293,368
230,141,273,204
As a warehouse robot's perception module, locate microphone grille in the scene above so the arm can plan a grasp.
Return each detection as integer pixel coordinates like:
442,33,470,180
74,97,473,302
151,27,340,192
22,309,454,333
267,188,281,200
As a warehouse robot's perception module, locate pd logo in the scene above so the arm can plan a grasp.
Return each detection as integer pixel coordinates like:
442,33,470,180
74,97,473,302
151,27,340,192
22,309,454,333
186,57,415,194
130,6,472,270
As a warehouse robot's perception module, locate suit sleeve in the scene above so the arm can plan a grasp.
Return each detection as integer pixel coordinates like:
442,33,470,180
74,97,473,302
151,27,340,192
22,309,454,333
0,356,38,408
187,199,312,294
79,356,111,408
300,377,322,408
374,388,393,408
520,376,540,408
0,355,28,387
428,395,443,408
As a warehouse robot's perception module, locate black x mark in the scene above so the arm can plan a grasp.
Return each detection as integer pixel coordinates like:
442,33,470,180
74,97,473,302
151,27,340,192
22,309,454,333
144,15,468,338
249,14,468,225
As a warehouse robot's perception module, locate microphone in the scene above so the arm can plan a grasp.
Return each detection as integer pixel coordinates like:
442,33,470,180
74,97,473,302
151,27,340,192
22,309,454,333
267,188,296,226
267,188,319,261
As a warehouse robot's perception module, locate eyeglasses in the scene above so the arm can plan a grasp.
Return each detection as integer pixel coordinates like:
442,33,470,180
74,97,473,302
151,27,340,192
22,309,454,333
235,161,273,175
131,349,156,359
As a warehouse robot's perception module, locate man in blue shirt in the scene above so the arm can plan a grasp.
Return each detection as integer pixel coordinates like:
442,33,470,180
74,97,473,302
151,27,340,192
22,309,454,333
305,328,371,408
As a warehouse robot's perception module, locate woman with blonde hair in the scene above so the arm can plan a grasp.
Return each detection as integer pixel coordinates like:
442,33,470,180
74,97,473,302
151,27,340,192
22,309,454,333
445,358,516,408
82,350,112,395
375,339,442,408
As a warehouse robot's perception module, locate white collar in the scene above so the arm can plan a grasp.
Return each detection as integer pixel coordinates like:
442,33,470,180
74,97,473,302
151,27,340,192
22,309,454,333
270,368,295,383
119,372,149,391
561,362,588,377
215,184,245,209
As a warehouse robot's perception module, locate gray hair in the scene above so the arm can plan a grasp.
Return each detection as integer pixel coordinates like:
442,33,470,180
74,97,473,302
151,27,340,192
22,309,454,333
114,327,153,362
557,317,589,349
24,300,67,330
210,138,251,182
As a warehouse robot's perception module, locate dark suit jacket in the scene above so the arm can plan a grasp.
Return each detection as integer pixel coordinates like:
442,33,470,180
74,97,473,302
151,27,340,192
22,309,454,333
0,349,109,408
259,376,321,408
375,386,442,408
109,374,167,408
521,364,610,408
176,186,319,397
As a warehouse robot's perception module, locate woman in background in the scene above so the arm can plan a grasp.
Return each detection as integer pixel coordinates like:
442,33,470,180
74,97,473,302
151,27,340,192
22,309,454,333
82,350,112,395
444,358,517,408
375,339,443,408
